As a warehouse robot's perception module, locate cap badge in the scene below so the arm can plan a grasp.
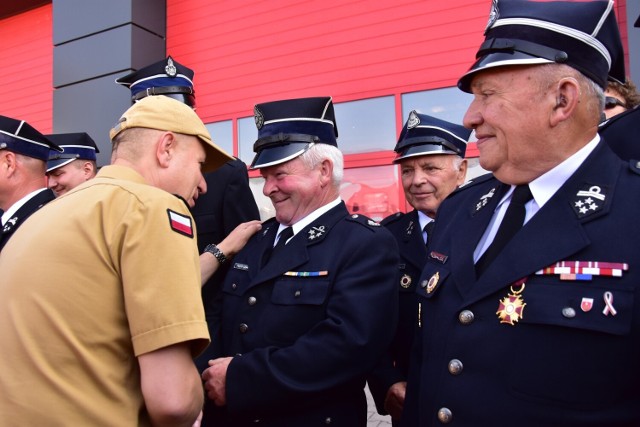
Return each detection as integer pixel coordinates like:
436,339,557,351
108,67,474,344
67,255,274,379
308,225,326,240
485,0,499,34
254,106,264,130
400,274,412,289
164,57,177,77
474,186,497,213
496,279,526,326
407,111,420,129
572,185,606,219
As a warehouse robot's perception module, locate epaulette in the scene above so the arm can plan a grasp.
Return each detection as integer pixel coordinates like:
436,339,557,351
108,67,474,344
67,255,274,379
448,172,495,198
380,211,405,226
346,213,382,231
629,159,640,176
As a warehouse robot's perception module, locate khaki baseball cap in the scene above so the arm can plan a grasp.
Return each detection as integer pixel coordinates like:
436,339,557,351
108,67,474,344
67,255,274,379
109,95,233,172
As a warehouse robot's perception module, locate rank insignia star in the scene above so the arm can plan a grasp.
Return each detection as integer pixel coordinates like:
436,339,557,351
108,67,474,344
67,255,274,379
572,185,606,219
308,225,326,240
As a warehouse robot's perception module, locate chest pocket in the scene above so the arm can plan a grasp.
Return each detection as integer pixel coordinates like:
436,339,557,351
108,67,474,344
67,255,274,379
271,279,331,305
518,279,634,335
414,262,451,300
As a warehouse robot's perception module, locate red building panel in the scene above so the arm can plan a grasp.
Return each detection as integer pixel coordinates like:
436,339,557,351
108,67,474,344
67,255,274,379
167,0,489,123
0,4,53,133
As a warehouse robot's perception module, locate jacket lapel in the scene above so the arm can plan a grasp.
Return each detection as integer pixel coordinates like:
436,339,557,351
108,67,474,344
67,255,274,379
250,203,348,287
465,142,618,305
401,210,427,271
1,189,55,251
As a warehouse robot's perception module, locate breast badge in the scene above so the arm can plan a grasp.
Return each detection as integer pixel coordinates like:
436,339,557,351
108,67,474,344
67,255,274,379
496,280,526,325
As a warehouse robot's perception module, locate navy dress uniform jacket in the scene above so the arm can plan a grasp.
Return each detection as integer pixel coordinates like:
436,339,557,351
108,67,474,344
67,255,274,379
368,210,426,416
0,189,55,252
401,141,640,427
191,158,260,373
204,202,399,427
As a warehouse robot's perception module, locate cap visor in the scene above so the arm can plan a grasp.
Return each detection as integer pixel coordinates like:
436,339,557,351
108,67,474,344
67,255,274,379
46,157,75,173
394,144,461,163
458,52,552,92
202,140,234,173
250,142,310,169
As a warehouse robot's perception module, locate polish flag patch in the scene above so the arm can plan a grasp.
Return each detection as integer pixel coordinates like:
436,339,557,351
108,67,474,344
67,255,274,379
167,209,193,238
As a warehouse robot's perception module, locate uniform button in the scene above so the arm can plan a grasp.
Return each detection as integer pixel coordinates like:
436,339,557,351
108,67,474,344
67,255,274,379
294,290,301,297
239,323,249,333
324,417,332,424
248,296,257,305
458,310,475,325
252,419,260,423
562,307,576,318
448,359,463,375
437,407,452,424
231,283,237,290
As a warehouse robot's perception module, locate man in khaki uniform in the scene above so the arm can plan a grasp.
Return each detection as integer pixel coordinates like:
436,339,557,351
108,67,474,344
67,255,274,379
0,95,232,427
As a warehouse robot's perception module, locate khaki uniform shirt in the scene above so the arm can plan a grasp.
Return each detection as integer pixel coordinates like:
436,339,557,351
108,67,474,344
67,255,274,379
0,165,209,426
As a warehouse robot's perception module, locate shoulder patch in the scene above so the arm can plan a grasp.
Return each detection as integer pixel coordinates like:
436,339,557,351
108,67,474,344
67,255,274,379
167,209,194,238
449,172,495,197
347,214,381,230
630,159,640,176
381,211,404,226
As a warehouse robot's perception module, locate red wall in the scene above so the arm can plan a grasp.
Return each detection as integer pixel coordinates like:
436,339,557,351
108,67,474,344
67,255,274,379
167,0,489,124
0,4,52,133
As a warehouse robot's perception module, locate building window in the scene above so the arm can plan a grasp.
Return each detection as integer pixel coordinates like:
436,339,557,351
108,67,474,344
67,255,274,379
334,96,396,154
401,87,473,125
205,120,234,155
237,116,257,165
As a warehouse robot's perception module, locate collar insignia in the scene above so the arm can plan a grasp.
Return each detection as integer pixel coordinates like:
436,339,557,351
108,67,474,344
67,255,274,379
3,216,18,233
572,185,606,219
474,186,497,213
406,220,415,236
308,225,326,240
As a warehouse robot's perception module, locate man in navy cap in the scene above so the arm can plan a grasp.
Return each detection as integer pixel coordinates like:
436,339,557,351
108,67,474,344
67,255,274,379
402,1,640,426
368,111,469,426
45,132,99,196
0,115,62,252
117,57,260,373
201,96,399,427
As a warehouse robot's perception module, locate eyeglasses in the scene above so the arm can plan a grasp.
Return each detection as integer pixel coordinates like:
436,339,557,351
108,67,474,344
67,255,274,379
604,96,626,110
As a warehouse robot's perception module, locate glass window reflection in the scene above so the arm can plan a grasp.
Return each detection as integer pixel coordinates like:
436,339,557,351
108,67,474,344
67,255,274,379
334,97,396,154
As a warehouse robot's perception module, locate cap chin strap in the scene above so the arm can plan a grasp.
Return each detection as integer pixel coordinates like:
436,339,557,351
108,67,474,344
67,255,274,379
478,38,569,63
253,133,321,152
132,86,195,102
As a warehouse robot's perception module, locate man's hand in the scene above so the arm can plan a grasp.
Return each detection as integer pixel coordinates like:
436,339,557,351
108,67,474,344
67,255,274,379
202,357,233,406
384,381,407,420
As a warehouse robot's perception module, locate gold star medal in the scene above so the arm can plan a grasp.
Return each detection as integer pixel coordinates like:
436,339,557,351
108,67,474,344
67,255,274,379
496,281,527,325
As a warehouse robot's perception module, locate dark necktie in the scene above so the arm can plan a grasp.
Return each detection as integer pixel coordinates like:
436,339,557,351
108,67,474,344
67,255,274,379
264,226,293,265
423,221,435,247
475,185,533,276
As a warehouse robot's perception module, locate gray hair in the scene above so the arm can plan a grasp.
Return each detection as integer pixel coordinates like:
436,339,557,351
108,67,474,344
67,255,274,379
299,143,344,186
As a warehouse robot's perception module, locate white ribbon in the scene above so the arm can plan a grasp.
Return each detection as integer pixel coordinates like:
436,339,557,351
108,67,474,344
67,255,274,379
602,291,617,316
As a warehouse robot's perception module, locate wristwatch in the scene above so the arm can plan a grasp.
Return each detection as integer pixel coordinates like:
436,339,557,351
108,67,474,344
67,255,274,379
204,243,228,265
